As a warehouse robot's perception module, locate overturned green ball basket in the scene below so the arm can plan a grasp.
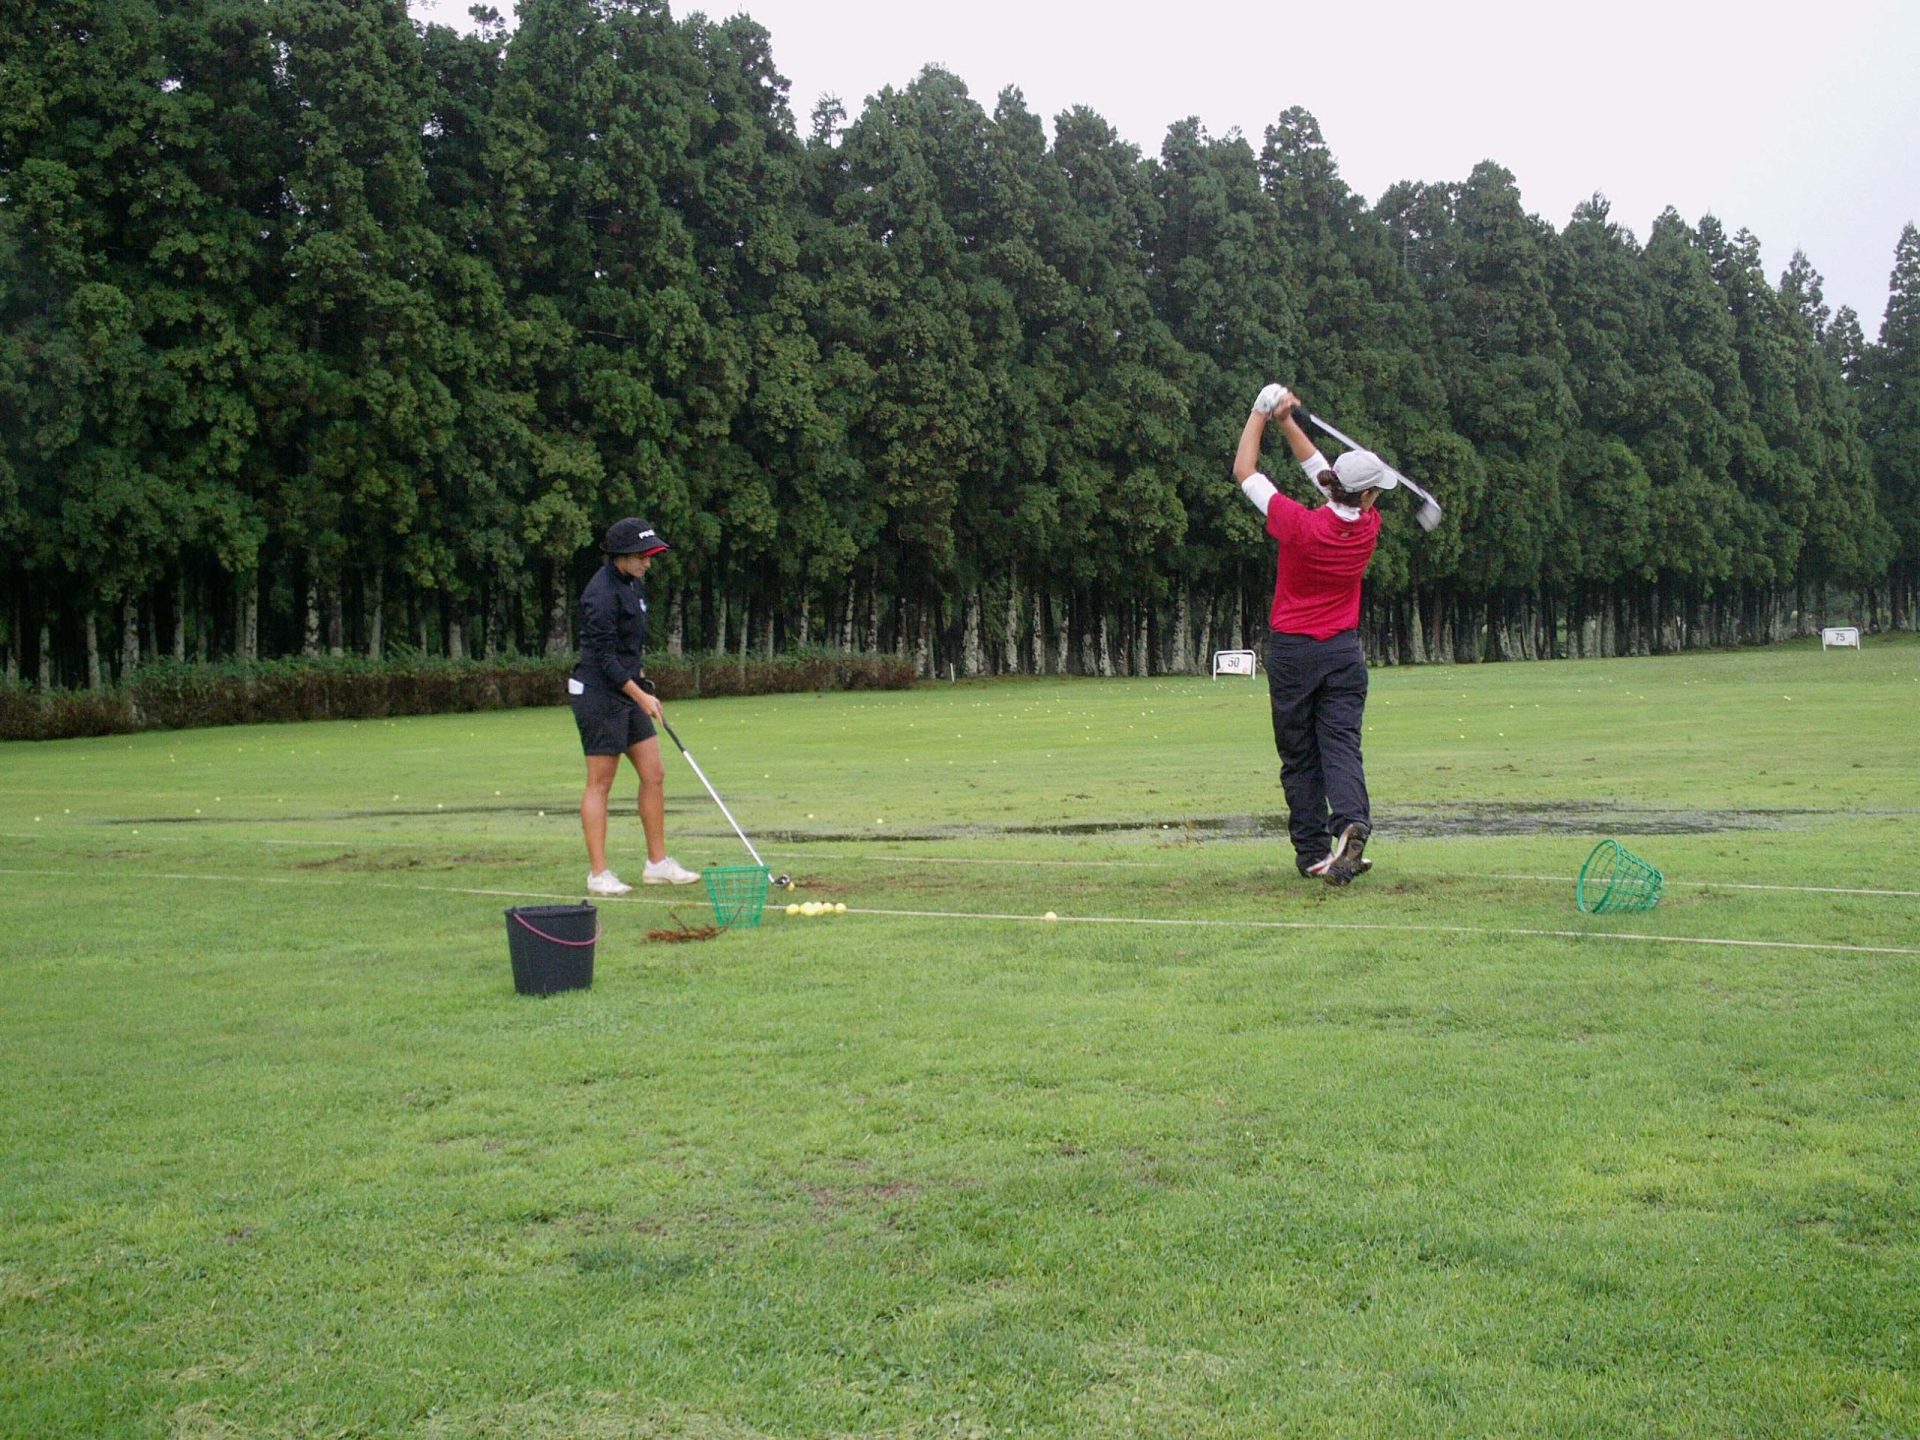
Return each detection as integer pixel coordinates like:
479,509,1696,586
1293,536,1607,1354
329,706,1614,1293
703,864,770,929
1576,838,1664,914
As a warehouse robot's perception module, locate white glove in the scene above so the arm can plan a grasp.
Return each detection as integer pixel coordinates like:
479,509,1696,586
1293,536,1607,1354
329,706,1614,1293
1253,383,1291,415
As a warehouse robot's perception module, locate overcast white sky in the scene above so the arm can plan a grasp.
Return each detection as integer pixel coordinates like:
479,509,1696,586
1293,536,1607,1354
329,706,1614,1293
411,0,1918,334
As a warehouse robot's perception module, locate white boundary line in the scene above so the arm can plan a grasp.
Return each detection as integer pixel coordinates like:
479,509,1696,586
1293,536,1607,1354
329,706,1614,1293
848,906,1920,958
770,853,1920,898
1,866,1913,958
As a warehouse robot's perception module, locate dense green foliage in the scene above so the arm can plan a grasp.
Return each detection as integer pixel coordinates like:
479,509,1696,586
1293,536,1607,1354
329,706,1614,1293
4,0,1917,686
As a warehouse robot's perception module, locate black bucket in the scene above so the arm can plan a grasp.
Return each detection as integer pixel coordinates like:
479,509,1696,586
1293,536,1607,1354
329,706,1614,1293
504,904,597,996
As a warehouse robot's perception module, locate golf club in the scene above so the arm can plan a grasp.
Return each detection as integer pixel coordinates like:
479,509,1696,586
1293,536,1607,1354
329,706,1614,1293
637,679,792,888
1289,403,1444,532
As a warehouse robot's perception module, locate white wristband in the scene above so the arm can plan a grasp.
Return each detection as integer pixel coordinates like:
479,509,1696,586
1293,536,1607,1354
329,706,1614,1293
1240,473,1279,515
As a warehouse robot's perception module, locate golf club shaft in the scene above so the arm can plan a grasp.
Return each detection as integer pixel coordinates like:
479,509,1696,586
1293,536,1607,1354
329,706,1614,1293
656,715,769,870
1296,409,1443,512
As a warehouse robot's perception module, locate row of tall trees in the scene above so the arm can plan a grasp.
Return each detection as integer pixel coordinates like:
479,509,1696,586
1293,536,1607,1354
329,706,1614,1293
4,0,1917,687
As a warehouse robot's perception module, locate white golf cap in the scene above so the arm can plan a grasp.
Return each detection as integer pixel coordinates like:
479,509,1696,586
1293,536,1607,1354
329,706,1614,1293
1332,449,1400,493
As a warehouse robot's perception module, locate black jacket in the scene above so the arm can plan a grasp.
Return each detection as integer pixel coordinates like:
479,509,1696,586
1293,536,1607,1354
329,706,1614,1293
572,563,648,696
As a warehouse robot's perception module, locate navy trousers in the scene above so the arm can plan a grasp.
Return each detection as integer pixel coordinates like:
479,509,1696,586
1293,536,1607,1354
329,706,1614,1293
1265,629,1371,866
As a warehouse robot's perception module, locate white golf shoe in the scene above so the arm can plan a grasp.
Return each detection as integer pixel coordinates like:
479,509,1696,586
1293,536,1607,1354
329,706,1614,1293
587,869,633,896
643,856,701,885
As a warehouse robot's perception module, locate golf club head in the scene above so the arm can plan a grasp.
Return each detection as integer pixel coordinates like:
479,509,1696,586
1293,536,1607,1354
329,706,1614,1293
1383,464,1443,532
773,873,793,889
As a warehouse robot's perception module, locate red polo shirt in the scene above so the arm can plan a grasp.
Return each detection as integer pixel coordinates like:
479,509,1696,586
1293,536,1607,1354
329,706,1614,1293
1266,493,1381,639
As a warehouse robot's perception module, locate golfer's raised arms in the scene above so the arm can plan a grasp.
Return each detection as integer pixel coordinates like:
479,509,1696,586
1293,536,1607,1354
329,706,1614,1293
1233,383,1329,516
1274,399,1323,468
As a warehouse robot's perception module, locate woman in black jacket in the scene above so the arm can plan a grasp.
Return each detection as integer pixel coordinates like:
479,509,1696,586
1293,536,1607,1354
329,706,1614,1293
569,517,700,895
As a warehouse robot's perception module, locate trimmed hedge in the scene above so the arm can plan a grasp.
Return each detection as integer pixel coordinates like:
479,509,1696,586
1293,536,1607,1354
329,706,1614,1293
0,650,917,742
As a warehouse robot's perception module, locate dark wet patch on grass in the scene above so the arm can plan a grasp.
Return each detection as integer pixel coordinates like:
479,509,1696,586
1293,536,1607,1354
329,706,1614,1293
1010,803,1828,840
727,801,1833,843
291,850,518,872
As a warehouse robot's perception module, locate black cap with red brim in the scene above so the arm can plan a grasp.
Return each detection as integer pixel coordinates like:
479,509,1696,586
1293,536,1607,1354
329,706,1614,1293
603,516,669,557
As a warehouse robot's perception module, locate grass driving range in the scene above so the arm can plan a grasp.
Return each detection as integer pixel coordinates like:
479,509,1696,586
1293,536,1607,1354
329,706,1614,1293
4,639,1918,1437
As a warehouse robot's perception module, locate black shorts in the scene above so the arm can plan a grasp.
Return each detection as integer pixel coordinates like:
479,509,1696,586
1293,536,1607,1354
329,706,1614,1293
570,687,657,756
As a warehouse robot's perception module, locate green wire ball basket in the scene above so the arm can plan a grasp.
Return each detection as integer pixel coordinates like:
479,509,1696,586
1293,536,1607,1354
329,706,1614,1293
1576,839,1664,914
703,864,770,929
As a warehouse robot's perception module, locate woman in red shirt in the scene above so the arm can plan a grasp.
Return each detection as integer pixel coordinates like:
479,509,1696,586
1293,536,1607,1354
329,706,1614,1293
1231,385,1397,885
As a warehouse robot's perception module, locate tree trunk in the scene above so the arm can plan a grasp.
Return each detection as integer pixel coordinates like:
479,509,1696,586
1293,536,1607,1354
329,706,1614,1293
326,580,344,656
797,590,811,649
194,576,211,662
448,609,466,661
240,575,259,662
1030,586,1047,675
545,569,570,657
670,594,685,658
39,621,53,692
1426,586,1447,663
120,595,140,681
302,560,321,657
961,589,984,677
368,571,385,659
759,605,774,660
85,610,102,689
1003,571,1020,675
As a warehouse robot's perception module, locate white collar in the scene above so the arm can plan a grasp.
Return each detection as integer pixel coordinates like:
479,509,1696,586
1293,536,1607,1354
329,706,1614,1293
1325,499,1362,522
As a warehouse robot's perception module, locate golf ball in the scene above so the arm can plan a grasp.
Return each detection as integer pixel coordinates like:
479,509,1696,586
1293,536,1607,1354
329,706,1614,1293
785,903,800,916
1043,911,1059,922
834,903,847,914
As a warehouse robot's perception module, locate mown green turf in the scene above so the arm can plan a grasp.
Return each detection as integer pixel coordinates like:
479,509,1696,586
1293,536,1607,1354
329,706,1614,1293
3,638,1918,1438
